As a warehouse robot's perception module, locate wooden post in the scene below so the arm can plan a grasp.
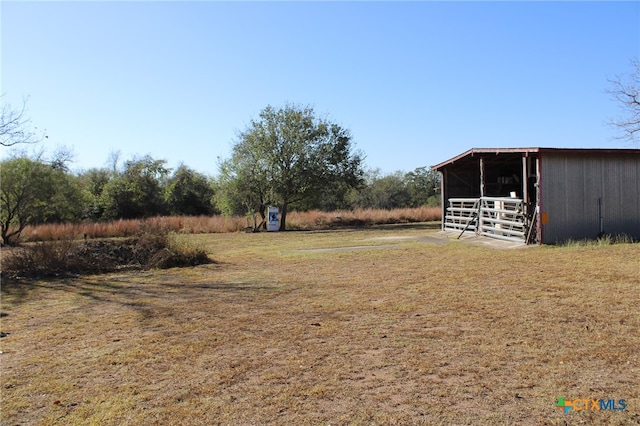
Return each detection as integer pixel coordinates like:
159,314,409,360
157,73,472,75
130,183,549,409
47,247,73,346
479,157,485,198
441,169,447,231
536,156,542,244
522,155,528,212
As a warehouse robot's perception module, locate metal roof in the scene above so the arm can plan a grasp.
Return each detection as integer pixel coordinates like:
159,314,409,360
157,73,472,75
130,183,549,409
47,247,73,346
430,147,640,171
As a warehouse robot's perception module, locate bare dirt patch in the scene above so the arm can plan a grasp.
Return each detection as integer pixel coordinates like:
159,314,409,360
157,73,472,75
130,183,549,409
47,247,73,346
1,226,639,425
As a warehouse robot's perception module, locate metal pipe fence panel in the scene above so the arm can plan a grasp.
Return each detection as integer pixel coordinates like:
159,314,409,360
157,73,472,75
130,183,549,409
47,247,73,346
444,198,479,232
479,198,526,243
445,197,528,243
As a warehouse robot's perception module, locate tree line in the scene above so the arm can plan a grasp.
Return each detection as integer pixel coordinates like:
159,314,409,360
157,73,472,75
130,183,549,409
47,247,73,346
1,104,440,245
3,57,638,244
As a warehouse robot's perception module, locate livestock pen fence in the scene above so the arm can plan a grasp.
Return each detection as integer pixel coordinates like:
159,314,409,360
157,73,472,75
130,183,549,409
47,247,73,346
444,197,532,243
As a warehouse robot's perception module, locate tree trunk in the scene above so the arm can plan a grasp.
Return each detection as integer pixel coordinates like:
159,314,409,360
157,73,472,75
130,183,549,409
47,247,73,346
258,204,267,230
279,201,287,231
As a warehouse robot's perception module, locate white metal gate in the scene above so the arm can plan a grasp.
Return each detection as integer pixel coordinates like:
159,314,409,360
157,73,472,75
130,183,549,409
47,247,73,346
444,198,480,232
478,197,526,243
445,197,528,243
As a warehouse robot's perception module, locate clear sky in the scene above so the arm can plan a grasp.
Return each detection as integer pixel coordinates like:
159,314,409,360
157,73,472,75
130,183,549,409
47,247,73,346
1,1,639,176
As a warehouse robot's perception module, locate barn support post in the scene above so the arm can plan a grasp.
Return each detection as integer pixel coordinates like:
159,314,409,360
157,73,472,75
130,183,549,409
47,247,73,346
441,169,447,231
479,157,485,198
522,155,528,215
535,156,542,243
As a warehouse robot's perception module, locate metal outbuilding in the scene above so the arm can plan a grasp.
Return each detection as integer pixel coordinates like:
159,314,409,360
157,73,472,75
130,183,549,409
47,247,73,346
431,148,640,244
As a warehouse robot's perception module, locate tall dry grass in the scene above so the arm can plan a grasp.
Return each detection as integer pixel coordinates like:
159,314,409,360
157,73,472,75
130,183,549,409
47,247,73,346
20,216,247,242
18,207,441,242
286,206,441,229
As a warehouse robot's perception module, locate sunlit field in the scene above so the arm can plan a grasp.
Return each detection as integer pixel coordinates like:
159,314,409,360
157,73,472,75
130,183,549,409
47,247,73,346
2,224,639,425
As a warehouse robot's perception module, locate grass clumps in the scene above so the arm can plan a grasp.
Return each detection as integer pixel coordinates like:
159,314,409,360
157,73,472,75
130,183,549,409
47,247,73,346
560,233,637,247
1,228,211,278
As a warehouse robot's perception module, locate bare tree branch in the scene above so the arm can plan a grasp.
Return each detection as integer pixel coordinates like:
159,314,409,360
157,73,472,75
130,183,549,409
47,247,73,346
0,97,47,147
607,58,640,145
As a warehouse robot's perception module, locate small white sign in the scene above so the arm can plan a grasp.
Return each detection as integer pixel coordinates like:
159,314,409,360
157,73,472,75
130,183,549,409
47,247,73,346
267,206,279,232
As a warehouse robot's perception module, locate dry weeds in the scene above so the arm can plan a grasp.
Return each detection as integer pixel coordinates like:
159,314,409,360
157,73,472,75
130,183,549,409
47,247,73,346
17,207,441,242
1,225,639,425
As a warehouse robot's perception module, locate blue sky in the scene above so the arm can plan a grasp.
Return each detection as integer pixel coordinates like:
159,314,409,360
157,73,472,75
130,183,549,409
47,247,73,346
1,1,638,176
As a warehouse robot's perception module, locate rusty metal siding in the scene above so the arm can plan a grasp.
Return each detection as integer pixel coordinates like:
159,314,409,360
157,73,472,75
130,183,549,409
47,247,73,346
540,152,640,243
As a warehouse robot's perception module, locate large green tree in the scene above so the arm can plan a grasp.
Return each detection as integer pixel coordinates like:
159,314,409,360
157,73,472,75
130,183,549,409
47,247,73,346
219,104,364,230
99,155,170,219
216,140,272,230
350,167,440,210
405,166,440,207
78,167,112,220
353,169,410,210
165,164,216,216
0,156,85,245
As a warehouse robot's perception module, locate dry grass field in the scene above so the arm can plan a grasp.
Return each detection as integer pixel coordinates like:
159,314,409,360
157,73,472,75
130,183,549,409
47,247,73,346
1,224,639,425
18,207,441,242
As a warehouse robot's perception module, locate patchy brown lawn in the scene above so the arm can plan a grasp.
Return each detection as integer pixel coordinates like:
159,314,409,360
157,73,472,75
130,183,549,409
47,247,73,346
1,225,639,425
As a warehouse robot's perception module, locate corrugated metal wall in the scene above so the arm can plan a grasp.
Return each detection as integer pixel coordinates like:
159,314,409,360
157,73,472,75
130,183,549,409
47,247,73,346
540,153,640,243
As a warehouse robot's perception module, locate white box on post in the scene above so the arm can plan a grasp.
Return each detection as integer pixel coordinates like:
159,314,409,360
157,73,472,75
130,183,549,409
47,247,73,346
267,206,279,231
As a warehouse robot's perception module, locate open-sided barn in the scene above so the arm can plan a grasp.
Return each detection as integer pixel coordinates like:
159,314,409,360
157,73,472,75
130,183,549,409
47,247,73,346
431,148,640,244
